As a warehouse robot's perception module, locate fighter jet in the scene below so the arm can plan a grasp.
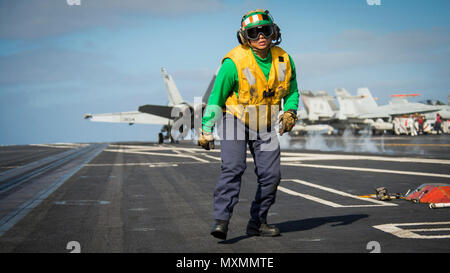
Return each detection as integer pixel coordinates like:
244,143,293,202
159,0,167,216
299,90,339,122
295,89,383,135
84,67,216,143
335,89,447,135
293,88,444,135
355,92,444,119
295,90,342,135
418,95,450,134
421,95,450,120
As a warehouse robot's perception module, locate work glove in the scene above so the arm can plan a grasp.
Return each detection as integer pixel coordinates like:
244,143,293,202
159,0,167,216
278,110,298,136
198,130,215,150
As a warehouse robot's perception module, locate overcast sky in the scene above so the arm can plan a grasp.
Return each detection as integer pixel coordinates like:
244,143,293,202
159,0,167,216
0,0,449,145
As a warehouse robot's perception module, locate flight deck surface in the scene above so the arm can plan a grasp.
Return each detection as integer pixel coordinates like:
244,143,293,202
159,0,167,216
0,136,449,253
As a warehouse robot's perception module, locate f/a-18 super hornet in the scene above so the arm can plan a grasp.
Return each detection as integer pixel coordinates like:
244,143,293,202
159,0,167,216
293,88,444,135
420,95,450,120
351,92,444,119
84,68,216,143
294,88,387,135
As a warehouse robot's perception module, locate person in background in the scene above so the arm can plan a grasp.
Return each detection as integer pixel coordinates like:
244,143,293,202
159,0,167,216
435,113,443,135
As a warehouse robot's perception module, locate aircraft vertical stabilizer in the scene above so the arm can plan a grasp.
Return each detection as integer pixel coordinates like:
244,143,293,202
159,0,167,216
300,90,336,121
356,88,378,114
161,67,184,106
335,88,357,118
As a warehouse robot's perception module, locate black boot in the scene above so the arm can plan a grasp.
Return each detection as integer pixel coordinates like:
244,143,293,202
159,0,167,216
246,219,280,237
210,220,228,240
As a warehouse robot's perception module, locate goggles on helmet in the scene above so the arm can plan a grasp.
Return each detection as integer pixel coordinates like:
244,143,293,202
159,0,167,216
246,25,274,40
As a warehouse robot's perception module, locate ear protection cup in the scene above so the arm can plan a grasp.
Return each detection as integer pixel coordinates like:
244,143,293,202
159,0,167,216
272,24,282,46
273,24,279,40
236,29,247,45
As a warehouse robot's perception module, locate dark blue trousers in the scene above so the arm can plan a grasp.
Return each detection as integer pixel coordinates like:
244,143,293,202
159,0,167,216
213,114,281,223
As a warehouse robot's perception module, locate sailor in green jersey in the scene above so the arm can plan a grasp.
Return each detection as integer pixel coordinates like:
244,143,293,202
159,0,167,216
198,9,299,240
202,50,299,133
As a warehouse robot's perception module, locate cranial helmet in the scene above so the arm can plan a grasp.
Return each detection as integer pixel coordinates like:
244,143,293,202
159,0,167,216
237,9,281,47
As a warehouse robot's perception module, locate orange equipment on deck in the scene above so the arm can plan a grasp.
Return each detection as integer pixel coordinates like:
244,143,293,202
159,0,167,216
405,184,450,204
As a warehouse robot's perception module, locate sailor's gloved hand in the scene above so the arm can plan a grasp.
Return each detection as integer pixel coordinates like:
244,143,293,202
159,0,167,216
198,130,215,150
278,110,298,136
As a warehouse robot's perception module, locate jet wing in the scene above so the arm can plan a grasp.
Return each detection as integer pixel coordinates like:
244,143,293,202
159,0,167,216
138,104,175,119
84,111,170,125
358,105,443,119
388,107,443,116
358,112,391,119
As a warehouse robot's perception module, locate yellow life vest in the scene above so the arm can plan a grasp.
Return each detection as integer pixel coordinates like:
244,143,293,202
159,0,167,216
222,45,292,131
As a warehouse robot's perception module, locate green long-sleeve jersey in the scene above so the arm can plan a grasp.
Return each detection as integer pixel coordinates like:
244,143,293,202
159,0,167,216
202,48,299,133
